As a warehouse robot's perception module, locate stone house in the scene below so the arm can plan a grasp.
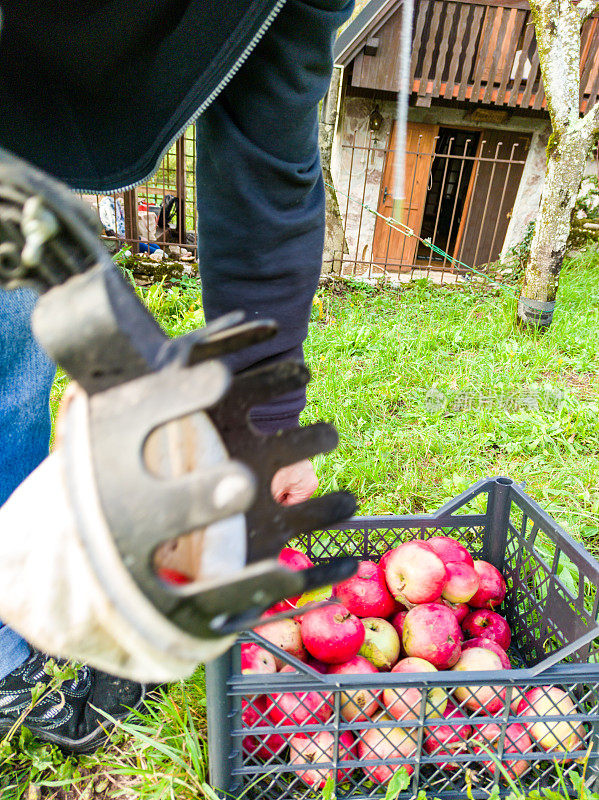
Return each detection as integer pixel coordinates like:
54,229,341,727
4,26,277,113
324,0,599,276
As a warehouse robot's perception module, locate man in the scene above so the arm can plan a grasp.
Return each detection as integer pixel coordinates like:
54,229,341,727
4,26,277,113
0,0,352,752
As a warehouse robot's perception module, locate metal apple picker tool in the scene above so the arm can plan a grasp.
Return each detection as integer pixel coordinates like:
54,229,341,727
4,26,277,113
0,149,358,681
390,0,415,240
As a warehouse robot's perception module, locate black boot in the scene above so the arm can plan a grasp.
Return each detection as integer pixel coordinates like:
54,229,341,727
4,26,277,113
0,651,146,753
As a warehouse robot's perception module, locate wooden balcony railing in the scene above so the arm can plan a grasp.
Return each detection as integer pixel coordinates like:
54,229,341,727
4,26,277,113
348,0,599,113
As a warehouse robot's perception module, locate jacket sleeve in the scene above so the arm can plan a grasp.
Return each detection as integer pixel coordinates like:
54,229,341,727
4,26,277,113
196,0,353,434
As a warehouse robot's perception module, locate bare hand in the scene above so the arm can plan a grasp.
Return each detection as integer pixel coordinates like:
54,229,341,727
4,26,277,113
271,459,318,506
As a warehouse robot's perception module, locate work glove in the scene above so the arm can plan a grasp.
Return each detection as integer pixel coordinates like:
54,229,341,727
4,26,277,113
0,382,250,682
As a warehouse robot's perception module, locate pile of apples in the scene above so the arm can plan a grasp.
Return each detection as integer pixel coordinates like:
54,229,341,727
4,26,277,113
241,538,585,790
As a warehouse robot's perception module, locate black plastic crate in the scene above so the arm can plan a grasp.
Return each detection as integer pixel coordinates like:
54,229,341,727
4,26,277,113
206,477,599,799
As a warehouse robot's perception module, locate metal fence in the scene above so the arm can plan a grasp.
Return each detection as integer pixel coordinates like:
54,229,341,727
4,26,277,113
80,125,198,262
334,128,530,283
81,116,599,285
83,121,528,284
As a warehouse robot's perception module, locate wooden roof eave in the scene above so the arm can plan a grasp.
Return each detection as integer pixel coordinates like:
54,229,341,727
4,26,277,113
334,0,402,66
334,0,535,68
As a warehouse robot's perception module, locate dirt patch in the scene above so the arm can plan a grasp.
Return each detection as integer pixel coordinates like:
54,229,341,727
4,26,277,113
38,763,138,800
541,370,599,400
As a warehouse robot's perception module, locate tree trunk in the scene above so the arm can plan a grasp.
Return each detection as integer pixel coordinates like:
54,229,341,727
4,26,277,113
517,0,599,329
319,66,347,276
517,126,593,327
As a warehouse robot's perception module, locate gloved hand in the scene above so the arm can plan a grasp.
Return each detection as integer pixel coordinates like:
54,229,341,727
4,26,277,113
0,379,253,683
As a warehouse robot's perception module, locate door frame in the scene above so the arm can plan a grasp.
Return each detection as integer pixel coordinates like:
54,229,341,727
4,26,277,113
413,125,484,269
372,120,439,270
451,130,485,264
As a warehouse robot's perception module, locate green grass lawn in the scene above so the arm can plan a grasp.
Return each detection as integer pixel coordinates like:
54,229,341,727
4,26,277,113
304,255,599,551
7,250,599,798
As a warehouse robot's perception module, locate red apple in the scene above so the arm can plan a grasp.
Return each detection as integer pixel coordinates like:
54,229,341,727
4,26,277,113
472,722,533,780
241,643,277,675
268,599,298,615
242,694,265,732
359,617,400,670
462,638,511,669
306,657,329,674
278,547,314,572
452,648,506,713
402,603,463,670
379,550,394,572
157,567,192,585
516,686,586,754
288,731,355,788
442,562,480,604
267,665,333,726
301,603,365,664
358,723,418,784
424,701,472,771
249,731,288,762
427,537,474,566
385,542,448,605
443,601,470,624
254,613,307,670
389,609,408,646
275,547,314,608
509,686,528,713
242,695,287,761
469,561,506,610
462,610,511,650
334,560,398,618
328,656,380,721
383,657,447,721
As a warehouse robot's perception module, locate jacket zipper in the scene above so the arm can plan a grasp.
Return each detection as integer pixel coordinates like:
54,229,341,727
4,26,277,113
76,0,288,196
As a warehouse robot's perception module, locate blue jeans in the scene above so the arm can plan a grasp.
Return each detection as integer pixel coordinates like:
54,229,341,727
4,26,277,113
0,288,55,679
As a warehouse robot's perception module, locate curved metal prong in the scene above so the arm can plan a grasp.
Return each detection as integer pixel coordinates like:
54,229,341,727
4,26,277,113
212,361,310,421
184,320,278,365
247,491,357,561
252,423,339,472
162,557,358,637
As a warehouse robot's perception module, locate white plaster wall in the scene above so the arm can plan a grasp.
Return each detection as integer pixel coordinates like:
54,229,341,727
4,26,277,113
331,96,397,272
500,128,550,257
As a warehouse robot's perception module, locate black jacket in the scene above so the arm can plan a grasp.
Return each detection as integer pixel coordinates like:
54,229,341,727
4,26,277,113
0,0,353,430
0,0,284,190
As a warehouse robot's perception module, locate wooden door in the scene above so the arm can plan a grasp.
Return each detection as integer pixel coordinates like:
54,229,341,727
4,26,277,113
455,129,530,267
372,121,438,269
